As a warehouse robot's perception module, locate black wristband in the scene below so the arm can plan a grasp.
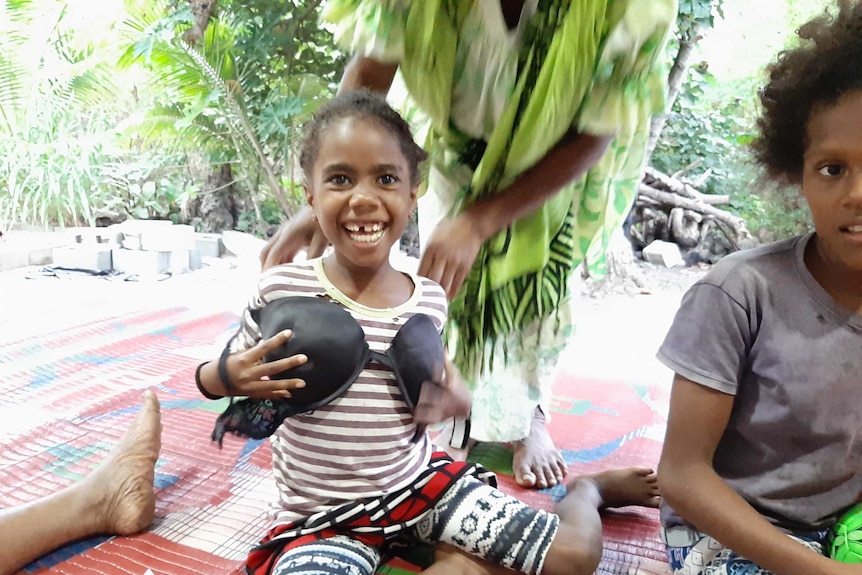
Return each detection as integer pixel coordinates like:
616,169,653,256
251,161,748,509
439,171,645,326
195,362,223,400
217,345,235,395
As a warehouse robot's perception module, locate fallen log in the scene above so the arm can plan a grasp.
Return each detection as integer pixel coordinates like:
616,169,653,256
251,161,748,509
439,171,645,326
638,184,740,227
643,166,729,205
637,184,752,250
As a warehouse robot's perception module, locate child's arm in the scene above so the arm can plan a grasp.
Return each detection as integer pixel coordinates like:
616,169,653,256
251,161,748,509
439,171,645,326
659,374,848,575
197,328,307,399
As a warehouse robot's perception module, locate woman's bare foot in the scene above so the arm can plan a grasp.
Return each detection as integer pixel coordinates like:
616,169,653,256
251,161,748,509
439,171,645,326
84,390,162,535
512,409,567,489
574,467,660,509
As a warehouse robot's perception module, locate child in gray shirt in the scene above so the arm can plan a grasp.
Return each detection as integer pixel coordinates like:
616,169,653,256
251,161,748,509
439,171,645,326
656,3,862,575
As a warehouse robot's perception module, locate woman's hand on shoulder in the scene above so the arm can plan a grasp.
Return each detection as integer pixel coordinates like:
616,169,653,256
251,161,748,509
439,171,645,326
418,211,487,300
223,330,308,398
260,207,329,270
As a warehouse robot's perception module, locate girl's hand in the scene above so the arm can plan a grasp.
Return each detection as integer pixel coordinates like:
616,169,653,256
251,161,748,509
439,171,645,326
418,212,486,300
223,330,308,398
413,356,472,426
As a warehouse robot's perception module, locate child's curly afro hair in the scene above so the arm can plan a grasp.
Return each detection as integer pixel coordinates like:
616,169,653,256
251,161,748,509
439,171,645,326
751,0,862,185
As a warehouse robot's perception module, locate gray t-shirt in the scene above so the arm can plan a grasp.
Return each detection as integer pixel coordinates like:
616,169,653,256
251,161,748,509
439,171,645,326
658,233,862,530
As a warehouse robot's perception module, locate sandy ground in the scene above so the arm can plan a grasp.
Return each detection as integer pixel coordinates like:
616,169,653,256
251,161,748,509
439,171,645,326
565,262,708,388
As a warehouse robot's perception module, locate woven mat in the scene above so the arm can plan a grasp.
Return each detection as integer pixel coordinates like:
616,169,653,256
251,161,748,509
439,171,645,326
0,304,669,575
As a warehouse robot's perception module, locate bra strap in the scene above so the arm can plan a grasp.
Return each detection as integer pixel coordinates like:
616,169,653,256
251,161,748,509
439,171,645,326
195,361,224,400
217,345,235,395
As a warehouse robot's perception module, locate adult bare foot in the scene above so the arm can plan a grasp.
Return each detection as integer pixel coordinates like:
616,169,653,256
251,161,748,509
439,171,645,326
85,390,162,535
512,408,567,489
575,467,660,509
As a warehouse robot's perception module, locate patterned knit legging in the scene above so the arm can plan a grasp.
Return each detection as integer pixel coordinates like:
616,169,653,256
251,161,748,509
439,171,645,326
272,476,559,575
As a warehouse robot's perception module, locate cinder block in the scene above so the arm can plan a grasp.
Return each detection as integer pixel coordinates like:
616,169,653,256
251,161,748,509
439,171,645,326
121,232,143,250
0,252,30,272
112,248,193,277
142,224,195,252
65,226,114,245
119,219,172,251
52,245,113,272
29,247,55,266
189,249,202,270
194,233,224,258
112,248,170,277
169,250,191,275
642,239,684,268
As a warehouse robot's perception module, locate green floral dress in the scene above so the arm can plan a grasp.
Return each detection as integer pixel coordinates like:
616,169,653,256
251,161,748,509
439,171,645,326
323,0,676,443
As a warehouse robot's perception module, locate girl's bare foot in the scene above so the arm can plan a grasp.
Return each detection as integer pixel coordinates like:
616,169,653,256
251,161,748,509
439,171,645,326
85,390,162,535
512,409,567,489
574,467,660,509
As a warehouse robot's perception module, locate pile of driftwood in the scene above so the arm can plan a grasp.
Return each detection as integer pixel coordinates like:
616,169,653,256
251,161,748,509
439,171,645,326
627,167,754,265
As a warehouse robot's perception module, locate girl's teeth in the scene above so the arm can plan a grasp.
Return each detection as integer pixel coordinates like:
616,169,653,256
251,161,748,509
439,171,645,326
348,230,385,242
847,225,862,233
345,223,383,232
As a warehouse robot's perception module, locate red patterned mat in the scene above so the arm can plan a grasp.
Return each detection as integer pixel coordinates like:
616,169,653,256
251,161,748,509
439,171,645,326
0,306,669,575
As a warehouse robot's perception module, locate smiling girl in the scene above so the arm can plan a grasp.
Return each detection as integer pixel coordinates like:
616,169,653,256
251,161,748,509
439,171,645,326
196,91,656,575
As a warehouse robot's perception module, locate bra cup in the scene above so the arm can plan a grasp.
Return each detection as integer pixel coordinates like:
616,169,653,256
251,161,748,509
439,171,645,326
385,313,445,409
254,297,370,412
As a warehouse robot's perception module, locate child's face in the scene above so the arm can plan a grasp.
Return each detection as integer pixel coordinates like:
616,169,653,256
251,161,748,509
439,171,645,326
802,90,862,273
304,116,417,270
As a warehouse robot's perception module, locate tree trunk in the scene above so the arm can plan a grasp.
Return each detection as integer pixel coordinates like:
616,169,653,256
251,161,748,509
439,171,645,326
578,226,648,294
645,24,705,161
183,0,218,44
199,164,238,232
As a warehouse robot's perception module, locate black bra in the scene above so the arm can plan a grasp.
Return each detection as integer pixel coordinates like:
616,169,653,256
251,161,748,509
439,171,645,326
211,296,444,445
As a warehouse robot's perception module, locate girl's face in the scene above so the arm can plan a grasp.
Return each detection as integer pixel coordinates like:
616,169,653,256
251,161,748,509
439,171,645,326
304,116,417,271
802,90,862,275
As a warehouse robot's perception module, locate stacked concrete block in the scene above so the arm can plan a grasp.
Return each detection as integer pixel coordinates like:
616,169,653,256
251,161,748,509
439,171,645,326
195,233,224,259
52,226,115,272
48,221,224,278
111,220,202,278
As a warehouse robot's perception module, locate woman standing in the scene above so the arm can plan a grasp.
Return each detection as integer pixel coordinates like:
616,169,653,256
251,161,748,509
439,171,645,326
263,0,676,492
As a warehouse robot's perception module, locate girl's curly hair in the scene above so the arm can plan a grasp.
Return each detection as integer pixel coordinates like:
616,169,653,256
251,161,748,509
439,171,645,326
751,0,862,185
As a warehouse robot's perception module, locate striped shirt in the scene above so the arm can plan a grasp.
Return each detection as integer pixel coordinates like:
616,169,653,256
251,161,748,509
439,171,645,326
230,258,448,524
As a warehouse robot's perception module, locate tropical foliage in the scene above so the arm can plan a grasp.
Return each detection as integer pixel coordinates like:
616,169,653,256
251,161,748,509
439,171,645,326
0,0,344,232
0,0,826,243
119,0,345,231
651,0,822,241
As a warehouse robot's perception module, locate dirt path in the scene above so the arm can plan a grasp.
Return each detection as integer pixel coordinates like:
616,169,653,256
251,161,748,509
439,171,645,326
564,262,708,388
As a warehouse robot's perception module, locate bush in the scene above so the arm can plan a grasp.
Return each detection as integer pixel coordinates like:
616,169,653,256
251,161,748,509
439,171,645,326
651,64,811,243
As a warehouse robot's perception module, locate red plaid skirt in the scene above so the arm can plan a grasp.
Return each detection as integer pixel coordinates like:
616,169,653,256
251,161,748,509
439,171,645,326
245,452,495,575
